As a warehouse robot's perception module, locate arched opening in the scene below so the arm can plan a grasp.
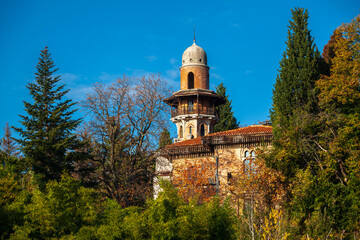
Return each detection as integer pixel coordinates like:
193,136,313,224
200,124,205,136
179,126,183,138
188,98,193,112
188,72,194,89
244,150,257,175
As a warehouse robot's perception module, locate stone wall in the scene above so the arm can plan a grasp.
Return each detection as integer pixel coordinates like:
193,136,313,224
155,142,266,202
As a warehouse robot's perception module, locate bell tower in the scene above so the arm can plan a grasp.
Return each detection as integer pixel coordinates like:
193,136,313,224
164,40,224,142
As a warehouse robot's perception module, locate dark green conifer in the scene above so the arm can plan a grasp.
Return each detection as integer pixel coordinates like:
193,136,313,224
159,127,172,148
268,8,323,177
1,123,19,158
270,8,321,138
214,83,238,133
14,47,81,182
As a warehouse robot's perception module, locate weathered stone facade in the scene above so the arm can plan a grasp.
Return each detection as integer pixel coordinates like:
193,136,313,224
154,125,273,200
155,40,273,207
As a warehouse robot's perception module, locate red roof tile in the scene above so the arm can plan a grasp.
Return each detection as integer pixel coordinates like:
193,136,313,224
167,137,202,147
166,125,272,148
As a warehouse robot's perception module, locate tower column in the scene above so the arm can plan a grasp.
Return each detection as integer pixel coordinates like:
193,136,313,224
163,41,224,142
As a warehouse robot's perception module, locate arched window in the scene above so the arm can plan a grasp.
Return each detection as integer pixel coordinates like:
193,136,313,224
200,124,205,136
188,72,194,89
189,126,192,134
179,126,183,138
244,150,256,175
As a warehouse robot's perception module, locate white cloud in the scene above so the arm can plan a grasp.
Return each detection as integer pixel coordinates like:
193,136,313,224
170,58,177,65
145,55,158,62
56,73,93,102
212,73,224,81
58,73,80,84
98,72,124,82
68,85,93,102
166,69,179,79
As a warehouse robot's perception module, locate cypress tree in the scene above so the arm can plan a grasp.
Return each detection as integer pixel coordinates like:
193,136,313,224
14,47,81,182
267,8,324,182
159,127,172,148
270,8,321,138
214,83,238,133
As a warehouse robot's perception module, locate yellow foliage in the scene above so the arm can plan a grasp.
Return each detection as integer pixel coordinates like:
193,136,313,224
317,15,360,109
258,208,289,240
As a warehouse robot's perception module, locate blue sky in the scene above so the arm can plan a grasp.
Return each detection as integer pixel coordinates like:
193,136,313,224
0,0,359,138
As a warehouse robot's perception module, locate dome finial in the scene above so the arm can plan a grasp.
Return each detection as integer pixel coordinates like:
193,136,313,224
193,25,196,44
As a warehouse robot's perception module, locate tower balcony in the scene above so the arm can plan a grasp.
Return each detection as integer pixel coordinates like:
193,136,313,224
171,106,215,118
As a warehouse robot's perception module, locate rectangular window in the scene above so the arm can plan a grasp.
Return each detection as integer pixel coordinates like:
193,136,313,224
188,98,193,112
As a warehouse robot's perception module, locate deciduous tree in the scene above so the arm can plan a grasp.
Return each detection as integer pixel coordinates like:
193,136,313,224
299,14,360,237
172,159,217,203
82,74,170,206
230,149,286,239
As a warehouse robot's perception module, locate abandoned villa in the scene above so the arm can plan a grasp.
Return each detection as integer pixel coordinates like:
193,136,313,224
154,40,273,202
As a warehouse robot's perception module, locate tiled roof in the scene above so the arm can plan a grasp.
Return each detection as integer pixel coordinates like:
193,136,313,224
166,125,272,148
168,137,202,147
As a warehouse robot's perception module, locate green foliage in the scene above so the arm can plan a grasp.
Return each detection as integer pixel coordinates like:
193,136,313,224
139,182,237,240
267,7,324,182
267,13,360,239
1,123,19,158
297,15,360,238
14,47,82,183
95,181,237,240
159,127,172,148
2,173,237,240
270,8,321,137
9,174,99,240
214,83,238,133
0,166,27,240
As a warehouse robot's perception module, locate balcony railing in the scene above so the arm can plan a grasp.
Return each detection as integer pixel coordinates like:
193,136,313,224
171,106,215,118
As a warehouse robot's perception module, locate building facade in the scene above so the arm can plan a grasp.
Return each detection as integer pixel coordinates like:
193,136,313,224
163,40,224,142
154,41,273,202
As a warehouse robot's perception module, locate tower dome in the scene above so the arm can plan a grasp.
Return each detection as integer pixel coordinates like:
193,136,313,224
182,42,207,66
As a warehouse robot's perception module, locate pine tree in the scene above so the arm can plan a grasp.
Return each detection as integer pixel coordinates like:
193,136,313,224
14,47,81,182
270,8,321,138
1,123,19,157
159,127,172,148
214,83,238,132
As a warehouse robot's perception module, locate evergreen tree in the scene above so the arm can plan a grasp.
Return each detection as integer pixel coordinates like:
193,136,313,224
270,8,321,138
1,123,19,158
14,47,81,182
1,123,24,173
267,8,324,181
214,83,238,133
159,127,172,148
